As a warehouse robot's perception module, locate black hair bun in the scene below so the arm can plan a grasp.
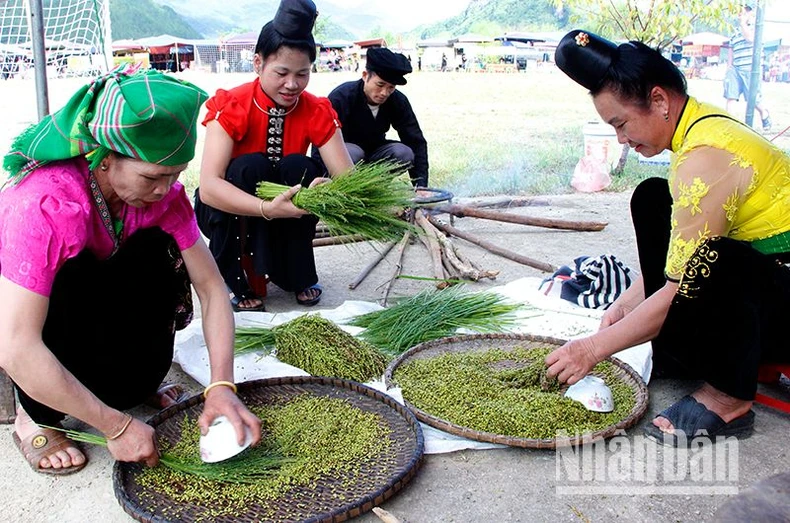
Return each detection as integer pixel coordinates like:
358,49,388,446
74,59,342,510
272,0,317,40
555,29,619,91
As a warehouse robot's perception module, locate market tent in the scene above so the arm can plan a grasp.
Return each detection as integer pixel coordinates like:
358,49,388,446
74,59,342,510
323,39,353,49
224,31,258,45
680,32,728,46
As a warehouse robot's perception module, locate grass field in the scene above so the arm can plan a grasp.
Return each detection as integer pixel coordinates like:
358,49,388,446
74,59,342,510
2,64,790,197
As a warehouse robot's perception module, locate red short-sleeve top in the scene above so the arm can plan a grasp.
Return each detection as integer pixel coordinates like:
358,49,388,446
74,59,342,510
202,79,340,159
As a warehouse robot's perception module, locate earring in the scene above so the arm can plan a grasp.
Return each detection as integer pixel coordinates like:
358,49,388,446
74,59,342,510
663,112,669,122
100,164,108,171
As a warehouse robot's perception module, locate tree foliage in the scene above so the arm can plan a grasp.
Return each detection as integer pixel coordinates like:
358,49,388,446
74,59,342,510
416,0,566,39
552,0,742,50
109,0,202,39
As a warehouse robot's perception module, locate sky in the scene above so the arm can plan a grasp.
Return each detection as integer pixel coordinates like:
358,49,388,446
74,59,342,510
328,0,471,31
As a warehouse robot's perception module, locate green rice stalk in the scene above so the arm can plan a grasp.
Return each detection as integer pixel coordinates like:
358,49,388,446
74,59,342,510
234,326,276,356
349,286,525,355
273,315,389,382
255,160,418,242
47,424,289,484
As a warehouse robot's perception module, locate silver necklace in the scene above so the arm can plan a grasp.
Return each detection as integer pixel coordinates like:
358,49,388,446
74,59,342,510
253,95,300,117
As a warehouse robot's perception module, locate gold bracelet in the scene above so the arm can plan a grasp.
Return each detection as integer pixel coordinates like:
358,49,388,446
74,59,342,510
259,200,272,221
203,380,238,399
106,413,134,440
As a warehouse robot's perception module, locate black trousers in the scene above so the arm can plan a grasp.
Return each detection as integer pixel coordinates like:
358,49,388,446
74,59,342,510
195,153,321,299
631,178,790,400
15,228,190,425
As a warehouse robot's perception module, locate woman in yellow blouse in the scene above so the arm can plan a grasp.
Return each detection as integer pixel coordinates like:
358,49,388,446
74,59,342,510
545,29,790,446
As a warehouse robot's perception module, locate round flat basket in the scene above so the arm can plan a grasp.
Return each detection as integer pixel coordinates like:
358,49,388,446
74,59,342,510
384,333,648,449
113,376,424,523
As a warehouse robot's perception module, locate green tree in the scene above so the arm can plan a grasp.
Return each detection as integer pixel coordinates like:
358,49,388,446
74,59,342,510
552,0,741,50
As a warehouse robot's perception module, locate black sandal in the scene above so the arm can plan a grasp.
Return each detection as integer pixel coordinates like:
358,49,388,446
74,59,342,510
643,395,755,447
295,284,322,306
231,294,266,312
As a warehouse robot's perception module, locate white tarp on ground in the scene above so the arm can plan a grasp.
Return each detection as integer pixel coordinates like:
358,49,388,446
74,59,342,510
173,276,652,454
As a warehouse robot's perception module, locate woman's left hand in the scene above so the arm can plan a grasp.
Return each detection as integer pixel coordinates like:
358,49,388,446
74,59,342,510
544,337,600,385
198,387,262,446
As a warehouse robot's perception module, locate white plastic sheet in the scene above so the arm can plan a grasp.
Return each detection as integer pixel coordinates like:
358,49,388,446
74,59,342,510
173,278,652,454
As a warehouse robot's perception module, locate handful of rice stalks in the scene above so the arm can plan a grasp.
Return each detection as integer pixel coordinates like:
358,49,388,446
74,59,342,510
235,315,389,382
350,286,524,356
255,160,417,242
48,425,289,484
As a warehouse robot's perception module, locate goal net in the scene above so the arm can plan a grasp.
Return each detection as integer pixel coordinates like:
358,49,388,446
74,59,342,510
0,0,112,78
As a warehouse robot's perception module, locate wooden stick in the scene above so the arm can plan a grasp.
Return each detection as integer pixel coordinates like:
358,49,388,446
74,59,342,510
435,204,608,232
312,234,366,247
414,209,447,282
460,196,551,209
383,230,411,306
348,241,397,290
425,216,497,281
428,216,556,273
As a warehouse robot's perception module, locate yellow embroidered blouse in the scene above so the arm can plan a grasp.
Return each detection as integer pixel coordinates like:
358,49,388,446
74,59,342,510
665,97,790,280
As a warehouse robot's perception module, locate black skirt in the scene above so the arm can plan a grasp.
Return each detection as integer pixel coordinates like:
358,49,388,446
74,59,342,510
631,177,790,400
15,227,192,425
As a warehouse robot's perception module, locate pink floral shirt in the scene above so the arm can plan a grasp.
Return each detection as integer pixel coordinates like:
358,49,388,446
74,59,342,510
0,157,199,296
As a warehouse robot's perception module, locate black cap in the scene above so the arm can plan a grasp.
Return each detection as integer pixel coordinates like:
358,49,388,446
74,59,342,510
555,29,619,92
272,0,317,41
366,48,412,85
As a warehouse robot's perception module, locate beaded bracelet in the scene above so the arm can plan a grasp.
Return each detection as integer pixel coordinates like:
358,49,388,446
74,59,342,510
107,413,134,440
259,200,273,221
203,380,238,399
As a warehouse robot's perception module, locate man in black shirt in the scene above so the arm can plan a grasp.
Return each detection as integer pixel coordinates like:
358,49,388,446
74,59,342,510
324,47,429,187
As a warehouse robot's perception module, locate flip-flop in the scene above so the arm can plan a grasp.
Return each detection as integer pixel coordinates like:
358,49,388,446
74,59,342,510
296,284,323,306
12,425,87,475
231,294,266,312
144,383,190,410
644,395,755,447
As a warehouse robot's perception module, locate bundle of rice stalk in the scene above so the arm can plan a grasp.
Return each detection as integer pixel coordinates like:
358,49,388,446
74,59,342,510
234,315,389,382
48,426,289,484
255,160,417,242
235,326,276,356
349,286,524,356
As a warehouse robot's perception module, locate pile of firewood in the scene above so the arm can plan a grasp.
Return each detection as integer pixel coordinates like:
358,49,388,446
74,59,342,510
315,196,608,305
413,209,499,284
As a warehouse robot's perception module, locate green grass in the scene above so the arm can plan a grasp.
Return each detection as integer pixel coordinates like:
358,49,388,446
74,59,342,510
3,69,789,196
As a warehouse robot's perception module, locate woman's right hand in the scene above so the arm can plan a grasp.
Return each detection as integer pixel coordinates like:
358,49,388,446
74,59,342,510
106,418,160,467
262,185,308,219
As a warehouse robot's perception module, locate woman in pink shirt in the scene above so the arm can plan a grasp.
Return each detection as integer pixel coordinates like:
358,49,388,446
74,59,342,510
0,67,261,474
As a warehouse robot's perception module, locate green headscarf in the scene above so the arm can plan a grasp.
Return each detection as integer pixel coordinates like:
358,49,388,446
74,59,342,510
3,65,208,183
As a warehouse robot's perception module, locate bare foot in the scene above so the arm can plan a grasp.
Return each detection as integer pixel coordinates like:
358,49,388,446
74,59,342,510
652,383,753,434
14,407,86,471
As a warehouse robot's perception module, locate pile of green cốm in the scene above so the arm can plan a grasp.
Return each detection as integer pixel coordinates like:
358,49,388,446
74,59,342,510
392,346,636,440
235,315,389,382
133,395,392,521
51,420,289,484
255,160,417,243
349,286,524,356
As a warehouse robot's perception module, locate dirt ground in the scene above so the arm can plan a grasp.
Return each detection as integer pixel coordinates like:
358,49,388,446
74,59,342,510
2,190,789,523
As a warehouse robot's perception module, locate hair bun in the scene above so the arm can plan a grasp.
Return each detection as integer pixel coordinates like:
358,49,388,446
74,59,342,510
555,29,619,91
272,0,317,40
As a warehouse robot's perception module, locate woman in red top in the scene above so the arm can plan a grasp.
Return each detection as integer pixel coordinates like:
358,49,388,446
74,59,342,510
196,0,353,311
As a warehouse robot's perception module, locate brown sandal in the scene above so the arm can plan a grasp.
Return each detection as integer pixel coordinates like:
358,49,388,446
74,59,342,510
12,425,87,475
